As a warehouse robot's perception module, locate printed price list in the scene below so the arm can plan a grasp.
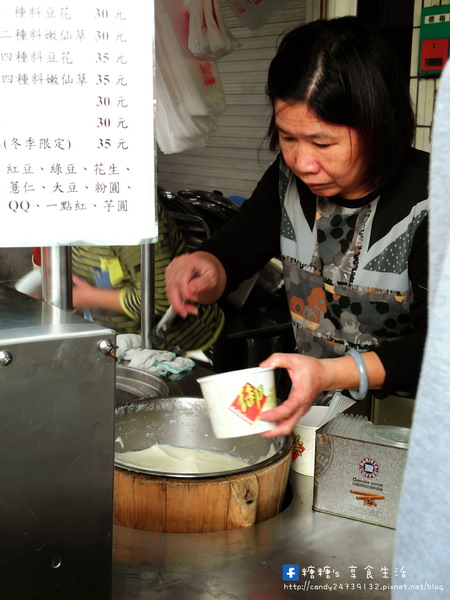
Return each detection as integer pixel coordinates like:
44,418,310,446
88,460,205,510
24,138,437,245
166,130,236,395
0,2,156,246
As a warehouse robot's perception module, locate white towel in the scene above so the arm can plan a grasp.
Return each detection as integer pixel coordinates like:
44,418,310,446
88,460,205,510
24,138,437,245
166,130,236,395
116,334,195,376
115,333,142,361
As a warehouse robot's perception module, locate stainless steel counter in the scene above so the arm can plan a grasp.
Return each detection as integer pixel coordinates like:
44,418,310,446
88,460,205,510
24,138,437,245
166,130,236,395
112,471,397,599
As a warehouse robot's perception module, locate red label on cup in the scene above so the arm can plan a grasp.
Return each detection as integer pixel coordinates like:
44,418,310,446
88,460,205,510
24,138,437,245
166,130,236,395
292,433,306,462
229,382,267,424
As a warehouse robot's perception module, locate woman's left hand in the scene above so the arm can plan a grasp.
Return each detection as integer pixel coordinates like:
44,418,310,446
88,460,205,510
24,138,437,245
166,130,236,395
258,353,329,437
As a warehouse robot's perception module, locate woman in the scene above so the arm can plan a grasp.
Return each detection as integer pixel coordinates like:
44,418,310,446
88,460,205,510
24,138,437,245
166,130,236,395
165,17,429,436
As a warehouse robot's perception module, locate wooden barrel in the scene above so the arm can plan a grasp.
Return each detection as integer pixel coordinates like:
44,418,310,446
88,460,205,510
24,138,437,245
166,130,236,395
113,443,292,533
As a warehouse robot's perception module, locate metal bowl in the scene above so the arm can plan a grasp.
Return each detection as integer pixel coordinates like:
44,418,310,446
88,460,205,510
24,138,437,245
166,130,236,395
114,396,291,479
115,365,170,406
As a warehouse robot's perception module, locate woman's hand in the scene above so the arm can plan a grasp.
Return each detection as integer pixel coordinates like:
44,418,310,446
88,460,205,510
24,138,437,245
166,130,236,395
165,251,227,318
258,350,385,437
258,353,329,437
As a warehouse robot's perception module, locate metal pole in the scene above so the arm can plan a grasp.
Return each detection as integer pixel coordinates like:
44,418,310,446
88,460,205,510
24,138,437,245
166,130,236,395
41,246,73,311
140,242,155,349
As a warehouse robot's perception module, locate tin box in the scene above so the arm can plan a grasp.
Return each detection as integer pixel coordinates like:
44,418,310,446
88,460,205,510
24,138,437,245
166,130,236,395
313,425,409,529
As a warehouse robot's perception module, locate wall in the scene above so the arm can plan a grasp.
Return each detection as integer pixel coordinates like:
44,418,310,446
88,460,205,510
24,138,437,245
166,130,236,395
411,0,450,152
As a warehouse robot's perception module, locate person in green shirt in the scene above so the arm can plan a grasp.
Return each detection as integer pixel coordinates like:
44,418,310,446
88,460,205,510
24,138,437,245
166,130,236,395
71,197,225,357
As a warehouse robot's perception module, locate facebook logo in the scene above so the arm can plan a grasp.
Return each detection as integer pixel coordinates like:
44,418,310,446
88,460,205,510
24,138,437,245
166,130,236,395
283,565,299,581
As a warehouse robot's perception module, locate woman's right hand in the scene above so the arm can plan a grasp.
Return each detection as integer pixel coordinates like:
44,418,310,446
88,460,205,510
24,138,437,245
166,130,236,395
165,251,227,317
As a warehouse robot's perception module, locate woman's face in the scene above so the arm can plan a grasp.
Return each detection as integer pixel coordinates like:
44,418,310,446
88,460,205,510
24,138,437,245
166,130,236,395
274,100,370,199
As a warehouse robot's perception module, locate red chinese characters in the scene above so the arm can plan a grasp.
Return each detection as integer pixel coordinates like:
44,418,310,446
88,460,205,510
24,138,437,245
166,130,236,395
229,382,267,424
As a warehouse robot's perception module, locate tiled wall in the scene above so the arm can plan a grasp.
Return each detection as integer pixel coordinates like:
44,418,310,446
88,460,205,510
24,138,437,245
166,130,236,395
411,0,450,151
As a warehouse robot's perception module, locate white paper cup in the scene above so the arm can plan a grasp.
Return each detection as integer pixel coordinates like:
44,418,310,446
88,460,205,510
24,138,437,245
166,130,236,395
197,367,277,438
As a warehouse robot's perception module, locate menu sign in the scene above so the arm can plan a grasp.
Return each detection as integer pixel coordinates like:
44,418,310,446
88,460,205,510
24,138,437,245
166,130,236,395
0,2,156,247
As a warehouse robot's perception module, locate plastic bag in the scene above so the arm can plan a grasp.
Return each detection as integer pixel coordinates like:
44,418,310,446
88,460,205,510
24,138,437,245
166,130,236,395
186,0,210,58
225,0,290,31
211,0,240,53
155,67,212,154
186,0,239,60
162,0,225,113
203,0,229,58
155,0,225,154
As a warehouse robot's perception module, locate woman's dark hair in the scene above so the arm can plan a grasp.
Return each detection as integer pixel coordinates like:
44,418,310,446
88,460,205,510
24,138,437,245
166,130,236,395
266,16,415,192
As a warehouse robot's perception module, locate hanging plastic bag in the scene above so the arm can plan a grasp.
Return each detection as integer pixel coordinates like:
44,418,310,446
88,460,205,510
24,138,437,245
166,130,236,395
156,0,208,117
155,0,225,153
203,0,228,58
211,0,240,53
155,67,212,154
224,0,290,31
186,0,211,59
163,0,225,113
155,4,217,153
186,0,239,60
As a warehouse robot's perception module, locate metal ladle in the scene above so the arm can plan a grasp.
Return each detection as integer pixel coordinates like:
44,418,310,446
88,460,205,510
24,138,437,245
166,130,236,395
151,305,184,354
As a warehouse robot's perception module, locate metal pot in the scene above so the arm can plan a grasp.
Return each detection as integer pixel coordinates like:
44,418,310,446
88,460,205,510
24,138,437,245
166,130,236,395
252,257,284,298
114,396,291,479
224,257,285,311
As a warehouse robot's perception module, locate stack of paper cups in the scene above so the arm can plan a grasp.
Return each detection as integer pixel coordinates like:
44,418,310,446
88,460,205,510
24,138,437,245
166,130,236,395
291,423,317,476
